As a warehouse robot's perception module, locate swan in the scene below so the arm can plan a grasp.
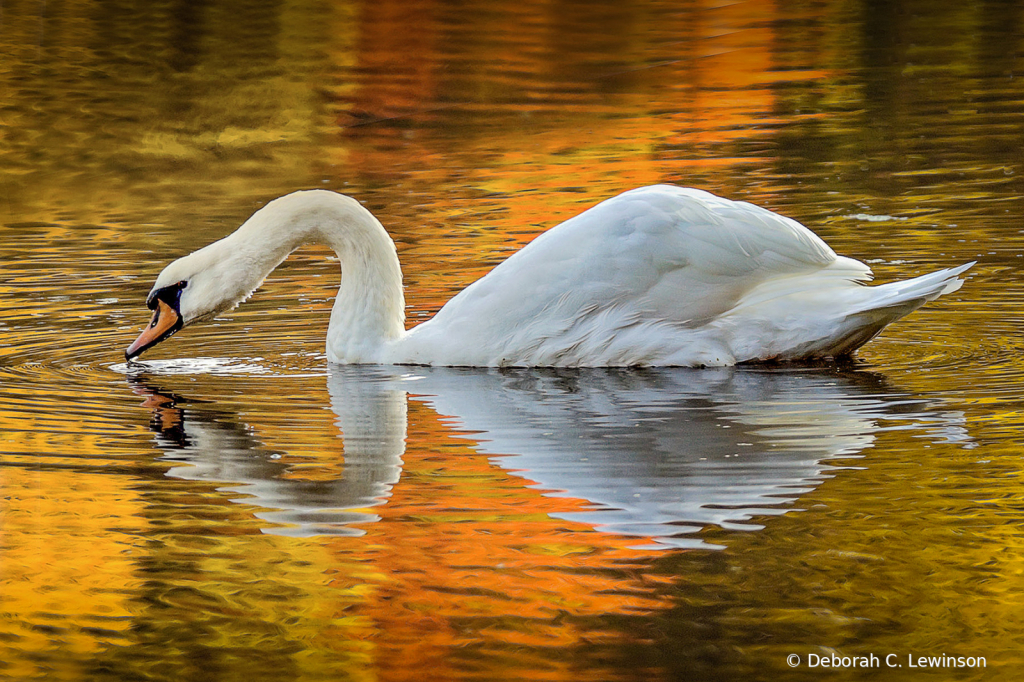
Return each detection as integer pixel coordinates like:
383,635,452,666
125,185,972,367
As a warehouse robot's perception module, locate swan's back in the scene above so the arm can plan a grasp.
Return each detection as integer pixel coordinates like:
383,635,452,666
398,185,887,366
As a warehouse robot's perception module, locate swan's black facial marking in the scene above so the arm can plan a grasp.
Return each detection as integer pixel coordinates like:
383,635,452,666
126,280,188,362
146,280,188,311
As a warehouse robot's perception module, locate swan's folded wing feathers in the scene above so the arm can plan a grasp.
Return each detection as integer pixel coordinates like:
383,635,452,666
610,187,849,323
656,189,838,270
408,185,862,363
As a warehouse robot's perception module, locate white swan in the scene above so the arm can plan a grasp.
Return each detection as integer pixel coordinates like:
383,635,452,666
126,185,972,366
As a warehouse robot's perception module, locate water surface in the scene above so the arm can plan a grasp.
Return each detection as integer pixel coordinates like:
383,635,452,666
2,1,1023,680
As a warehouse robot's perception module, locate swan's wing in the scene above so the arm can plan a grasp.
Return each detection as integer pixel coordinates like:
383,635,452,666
403,185,869,364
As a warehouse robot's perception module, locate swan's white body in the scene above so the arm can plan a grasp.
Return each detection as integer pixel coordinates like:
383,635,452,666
133,185,971,367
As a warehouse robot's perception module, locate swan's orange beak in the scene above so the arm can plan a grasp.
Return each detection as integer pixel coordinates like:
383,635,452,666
126,298,182,361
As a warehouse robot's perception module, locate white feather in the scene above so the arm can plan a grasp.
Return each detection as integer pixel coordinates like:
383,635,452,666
139,185,972,367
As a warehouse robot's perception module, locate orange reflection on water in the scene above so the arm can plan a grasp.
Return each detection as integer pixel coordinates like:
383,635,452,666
0,377,670,679
331,0,840,324
331,398,667,680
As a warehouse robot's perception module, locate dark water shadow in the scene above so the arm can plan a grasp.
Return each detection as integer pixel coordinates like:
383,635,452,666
130,365,971,549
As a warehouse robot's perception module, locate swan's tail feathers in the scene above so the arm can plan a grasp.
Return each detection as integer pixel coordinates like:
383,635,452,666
852,261,974,314
826,261,974,357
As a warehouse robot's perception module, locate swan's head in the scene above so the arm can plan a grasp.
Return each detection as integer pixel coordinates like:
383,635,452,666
126,244,255,361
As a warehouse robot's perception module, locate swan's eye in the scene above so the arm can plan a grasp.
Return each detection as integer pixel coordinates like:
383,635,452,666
178,280,188,289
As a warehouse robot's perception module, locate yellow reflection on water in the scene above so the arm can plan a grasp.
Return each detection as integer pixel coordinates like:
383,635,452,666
0,468,145,679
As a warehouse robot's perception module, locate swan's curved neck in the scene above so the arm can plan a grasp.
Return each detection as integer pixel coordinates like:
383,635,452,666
226,191,405,362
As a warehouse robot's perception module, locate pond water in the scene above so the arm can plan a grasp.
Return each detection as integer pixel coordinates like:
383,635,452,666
2,0,1023,680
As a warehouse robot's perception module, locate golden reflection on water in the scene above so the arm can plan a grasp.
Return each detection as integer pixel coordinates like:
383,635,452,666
2,0,1024,680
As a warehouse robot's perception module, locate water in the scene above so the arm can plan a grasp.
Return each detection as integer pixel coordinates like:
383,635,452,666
2,0,1023,679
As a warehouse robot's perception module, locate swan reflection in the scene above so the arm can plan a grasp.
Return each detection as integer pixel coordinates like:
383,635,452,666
133,371,407,536
133,366,970,549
